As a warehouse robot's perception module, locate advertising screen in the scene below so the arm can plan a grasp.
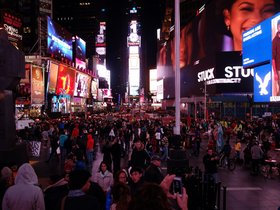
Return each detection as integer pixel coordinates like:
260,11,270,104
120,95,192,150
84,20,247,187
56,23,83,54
31,66,44,104
74,72,91,98
128,20,141,47
75,59,86,70
18,64,31,99
215,52,253,93
74,36,86,69
157,0,280,99
47,16,73,62
20,64,31,84
48,61,59,94
96,22,106,47
254,63,273,102
242,12,280,102
0,10,23,49
56,64,76,96
75,36,86,60
242,17,273,68
91,79,98,99
96,22,106,65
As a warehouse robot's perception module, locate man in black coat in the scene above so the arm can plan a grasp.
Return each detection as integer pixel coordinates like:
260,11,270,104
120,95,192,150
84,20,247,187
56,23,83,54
130,140,150,170
203,148,219,183
111,138,122,175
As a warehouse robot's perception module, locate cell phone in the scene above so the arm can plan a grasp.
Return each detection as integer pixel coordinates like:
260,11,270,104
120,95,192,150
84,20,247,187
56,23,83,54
173,176,182,196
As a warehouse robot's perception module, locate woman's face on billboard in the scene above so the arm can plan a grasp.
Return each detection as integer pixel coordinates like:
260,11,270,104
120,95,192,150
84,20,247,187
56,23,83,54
224,0,276,51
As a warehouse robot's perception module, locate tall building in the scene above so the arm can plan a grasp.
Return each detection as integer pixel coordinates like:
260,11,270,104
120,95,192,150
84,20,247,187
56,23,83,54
53,0,166,103
53,0,105,60
0,0,53,55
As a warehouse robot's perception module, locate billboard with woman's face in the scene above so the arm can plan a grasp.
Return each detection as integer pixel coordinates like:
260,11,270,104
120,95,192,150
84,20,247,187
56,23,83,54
56,64,76,96
157,0,280,98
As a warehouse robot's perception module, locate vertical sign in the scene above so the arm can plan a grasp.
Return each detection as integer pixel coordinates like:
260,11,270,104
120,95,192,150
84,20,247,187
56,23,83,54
31,66,44,104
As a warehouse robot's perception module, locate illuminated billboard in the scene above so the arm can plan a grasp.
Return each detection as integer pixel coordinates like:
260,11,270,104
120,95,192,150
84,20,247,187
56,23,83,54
149,69,157,94
127,20,141,46
74,36,86,69
56,64,76,96
242,12,280,102
129,54,140,96
47,16,73,62
243,18,272,68
0,10,23,49
157,0,280,98
21,64,31,84
48,61,59,94
254,63,272,102
97,64,110,88
91,79,98,99
74,72,91,98
31,66,44,104
96,22,106,65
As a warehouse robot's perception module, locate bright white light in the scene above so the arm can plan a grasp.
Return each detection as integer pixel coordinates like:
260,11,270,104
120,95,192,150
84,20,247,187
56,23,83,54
129,46,139,54
157,28,161,40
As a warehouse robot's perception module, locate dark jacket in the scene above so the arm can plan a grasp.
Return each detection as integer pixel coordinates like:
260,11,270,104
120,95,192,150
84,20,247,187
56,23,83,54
128,178,144,196
130,149,150,170
143,163,164,184
87,182,106,210
44,180,69,210
203,154,218,174
63,193,100,210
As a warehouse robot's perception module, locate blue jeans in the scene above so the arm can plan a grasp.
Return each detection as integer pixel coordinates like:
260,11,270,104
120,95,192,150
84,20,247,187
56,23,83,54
86,150,94,169
161,146,168,161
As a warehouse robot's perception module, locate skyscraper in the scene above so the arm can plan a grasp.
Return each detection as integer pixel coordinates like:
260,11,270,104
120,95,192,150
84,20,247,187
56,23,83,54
54,0,165,103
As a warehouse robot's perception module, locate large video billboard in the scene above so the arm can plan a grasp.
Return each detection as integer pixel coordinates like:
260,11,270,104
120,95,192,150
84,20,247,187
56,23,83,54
254,63,272,102
243,19,272,68
242,12,280,102
47,16,73,62
96,22,106,65
56,64,76,96
74,72,91,98
48,61,59,94
91,78,98,99
75,36,86,69
157,0,280,99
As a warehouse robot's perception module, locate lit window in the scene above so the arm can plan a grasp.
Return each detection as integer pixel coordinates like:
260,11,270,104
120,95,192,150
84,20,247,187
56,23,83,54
23,27,31,33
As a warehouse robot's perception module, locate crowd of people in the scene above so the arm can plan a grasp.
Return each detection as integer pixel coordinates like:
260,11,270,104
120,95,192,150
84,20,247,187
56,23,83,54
1,112,280,209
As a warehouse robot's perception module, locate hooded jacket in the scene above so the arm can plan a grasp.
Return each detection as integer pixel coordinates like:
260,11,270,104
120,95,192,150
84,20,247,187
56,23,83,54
2,163,45,210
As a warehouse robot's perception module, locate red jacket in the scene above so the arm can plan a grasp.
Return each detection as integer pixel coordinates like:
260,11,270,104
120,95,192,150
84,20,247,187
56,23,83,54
86,135,94,151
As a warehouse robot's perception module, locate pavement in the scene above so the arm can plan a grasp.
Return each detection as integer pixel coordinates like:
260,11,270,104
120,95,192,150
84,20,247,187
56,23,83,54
30,137,280,210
